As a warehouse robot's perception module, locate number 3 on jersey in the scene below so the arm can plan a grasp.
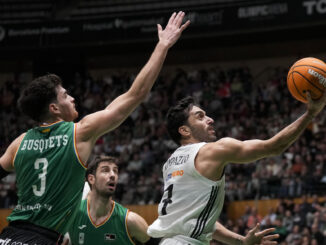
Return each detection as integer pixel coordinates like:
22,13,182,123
32,158,48,196
161,184,173,215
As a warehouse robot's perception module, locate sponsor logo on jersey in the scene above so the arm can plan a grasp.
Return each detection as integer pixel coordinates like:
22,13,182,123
104,233,116,241
79,232,85,244
78,225,87,230
166,170,184,181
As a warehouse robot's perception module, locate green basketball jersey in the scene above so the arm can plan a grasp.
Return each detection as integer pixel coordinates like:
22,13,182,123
8,121,87,234
69,199,135,245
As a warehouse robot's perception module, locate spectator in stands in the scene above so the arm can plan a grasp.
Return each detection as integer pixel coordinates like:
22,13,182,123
311,222,324,244
247,207,262,229
292,203,305,227
282,210,294,234
285,225,302,244
272,217,287,242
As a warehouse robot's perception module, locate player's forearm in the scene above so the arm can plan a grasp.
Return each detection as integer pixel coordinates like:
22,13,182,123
127,42,169,100
267,111,313,156
212,221,244,245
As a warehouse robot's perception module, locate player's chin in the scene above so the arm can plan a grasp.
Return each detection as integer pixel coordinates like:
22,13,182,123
207,130,217,142
73,111,79,119
107,187,116,194
208,134,217,142
103,191,115,198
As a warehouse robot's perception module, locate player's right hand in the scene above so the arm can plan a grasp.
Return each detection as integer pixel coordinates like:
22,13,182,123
306,91,326,118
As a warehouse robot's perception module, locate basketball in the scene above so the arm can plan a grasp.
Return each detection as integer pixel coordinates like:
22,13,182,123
287,57,326,103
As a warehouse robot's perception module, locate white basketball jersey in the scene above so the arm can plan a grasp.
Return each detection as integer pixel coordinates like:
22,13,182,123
148,143,225,245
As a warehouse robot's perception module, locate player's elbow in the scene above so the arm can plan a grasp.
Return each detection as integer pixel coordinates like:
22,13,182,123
140,235,151,244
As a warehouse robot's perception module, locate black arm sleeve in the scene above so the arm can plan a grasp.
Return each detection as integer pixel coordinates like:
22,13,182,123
0,165,10,179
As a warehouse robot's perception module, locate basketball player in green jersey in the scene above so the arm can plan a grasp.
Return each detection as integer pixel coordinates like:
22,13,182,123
68,156,150,245
0,11,190,245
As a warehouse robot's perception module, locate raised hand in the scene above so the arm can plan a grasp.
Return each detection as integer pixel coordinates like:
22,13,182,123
157,11,190,48
243,223,279,245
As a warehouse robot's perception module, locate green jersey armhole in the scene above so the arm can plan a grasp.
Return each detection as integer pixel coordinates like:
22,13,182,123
73,123,87,169
12,133,28,168
125,209,136,245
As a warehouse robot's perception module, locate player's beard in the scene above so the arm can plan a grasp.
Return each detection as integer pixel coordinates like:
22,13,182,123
95,185,115,199
189,125,217,142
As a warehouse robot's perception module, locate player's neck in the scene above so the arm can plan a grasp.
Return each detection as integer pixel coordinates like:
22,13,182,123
89,192,114,219
40,116,63,126
180,137,201,146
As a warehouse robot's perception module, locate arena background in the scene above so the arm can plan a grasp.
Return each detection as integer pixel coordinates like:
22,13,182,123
1,0,326,244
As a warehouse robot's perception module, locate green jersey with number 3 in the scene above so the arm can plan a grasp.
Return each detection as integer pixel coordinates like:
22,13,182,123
8,121,86,234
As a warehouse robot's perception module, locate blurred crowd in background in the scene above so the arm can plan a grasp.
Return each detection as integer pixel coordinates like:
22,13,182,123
1,62,326,243
212,195,326,244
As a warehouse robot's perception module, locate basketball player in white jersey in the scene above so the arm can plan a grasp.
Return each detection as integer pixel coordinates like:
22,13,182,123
148,93,326,245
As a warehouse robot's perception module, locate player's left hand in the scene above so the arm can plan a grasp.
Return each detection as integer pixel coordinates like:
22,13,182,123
157,11,190,48
243,223,279,245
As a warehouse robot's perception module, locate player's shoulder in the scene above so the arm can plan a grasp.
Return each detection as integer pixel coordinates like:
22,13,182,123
126,210,150,243
17,132,27,140
113,201,128,211
0,133,27,171
11,133,27,149
126,211,148,230
202,137,238,150
198,137,238,159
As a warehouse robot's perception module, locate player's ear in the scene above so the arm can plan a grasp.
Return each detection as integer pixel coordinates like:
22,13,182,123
49,102,59,115
178,125,190,137
87,174,95,186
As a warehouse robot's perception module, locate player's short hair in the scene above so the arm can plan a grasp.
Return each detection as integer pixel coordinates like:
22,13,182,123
18,74,62,122
166,96,198,145
86,156,118,189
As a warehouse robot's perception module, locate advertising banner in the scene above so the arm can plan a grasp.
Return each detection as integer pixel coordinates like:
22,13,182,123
0,0,325,49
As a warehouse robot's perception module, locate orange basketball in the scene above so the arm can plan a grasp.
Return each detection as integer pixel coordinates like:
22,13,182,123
287,57,326,103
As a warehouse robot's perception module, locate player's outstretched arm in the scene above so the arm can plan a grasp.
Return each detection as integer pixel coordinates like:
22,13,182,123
212,222,279,245
203,91,326,167
77,11,190,143
127,211,150,244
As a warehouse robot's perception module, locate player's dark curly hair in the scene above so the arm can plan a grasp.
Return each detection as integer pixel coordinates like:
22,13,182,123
86,156,118,189
18,74,62,122
166,96,198,145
